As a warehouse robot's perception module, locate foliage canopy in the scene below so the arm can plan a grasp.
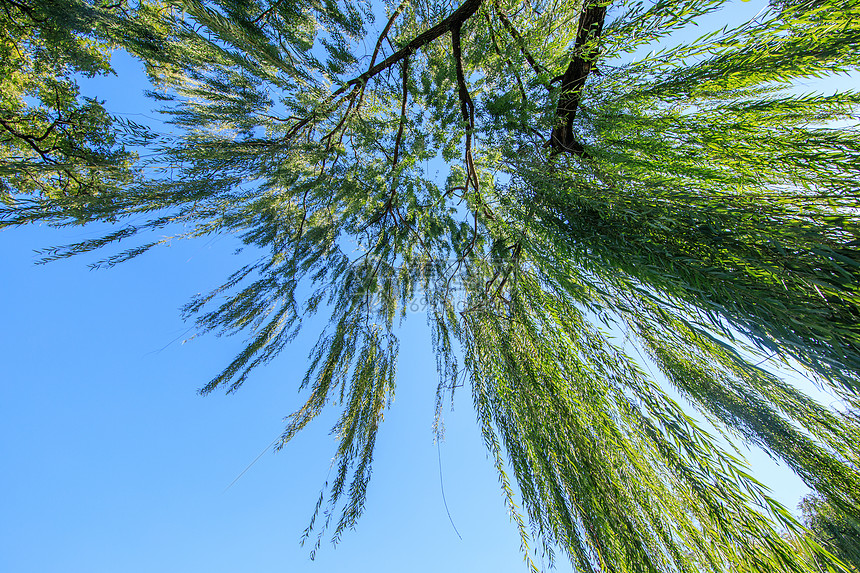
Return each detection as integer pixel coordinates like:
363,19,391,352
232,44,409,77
3,0,860,571
0,0,157,198
801,492,860,571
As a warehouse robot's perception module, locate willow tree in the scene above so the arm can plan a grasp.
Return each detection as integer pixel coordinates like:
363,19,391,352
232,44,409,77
3,0,860,571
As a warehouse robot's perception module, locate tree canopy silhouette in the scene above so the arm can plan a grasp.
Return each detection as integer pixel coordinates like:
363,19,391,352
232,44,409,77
3,0,860,571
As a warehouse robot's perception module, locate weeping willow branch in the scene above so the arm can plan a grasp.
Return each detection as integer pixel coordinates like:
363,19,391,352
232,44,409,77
8,1,860,570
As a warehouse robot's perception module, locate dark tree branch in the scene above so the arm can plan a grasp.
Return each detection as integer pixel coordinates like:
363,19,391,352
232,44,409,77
333,0,485,100
357,0,409,110
368,1,408,74
484,12,527,101
549,1,607,157
0,118,57,164
392,55,409,166
495,6,549,82
280,0,485,156
452,25,474,131
253,0,285,24
488,242,521,304
0,117,94,195
451,21,479,194
320,88,359,149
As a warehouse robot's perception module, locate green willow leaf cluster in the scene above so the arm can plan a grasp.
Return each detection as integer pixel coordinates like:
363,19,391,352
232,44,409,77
3,0,860,571
0,0,167,199
800,493,860,571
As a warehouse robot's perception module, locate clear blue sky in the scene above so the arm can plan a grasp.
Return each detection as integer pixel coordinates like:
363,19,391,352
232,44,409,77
1,216,560,573
1,2,846,571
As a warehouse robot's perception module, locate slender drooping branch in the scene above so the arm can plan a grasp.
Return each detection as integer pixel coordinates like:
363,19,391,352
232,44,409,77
451,21,479,194
368,0,408,71
484,12,528,101
549,1,607,156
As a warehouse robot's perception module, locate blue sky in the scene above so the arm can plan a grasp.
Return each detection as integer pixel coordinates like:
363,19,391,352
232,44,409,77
1,218,556,573
1,2,847,571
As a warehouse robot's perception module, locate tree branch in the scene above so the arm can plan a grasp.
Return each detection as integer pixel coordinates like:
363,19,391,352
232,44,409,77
0,118,57,164
253,0,285,24
357,0,409,110
333,0,485,101
368,1,408,74
549,1,607,157
280,0,485,155
392,55,409,166
495,7,548,81
451,22,479,194
320,87,359,149
484,12,527,101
